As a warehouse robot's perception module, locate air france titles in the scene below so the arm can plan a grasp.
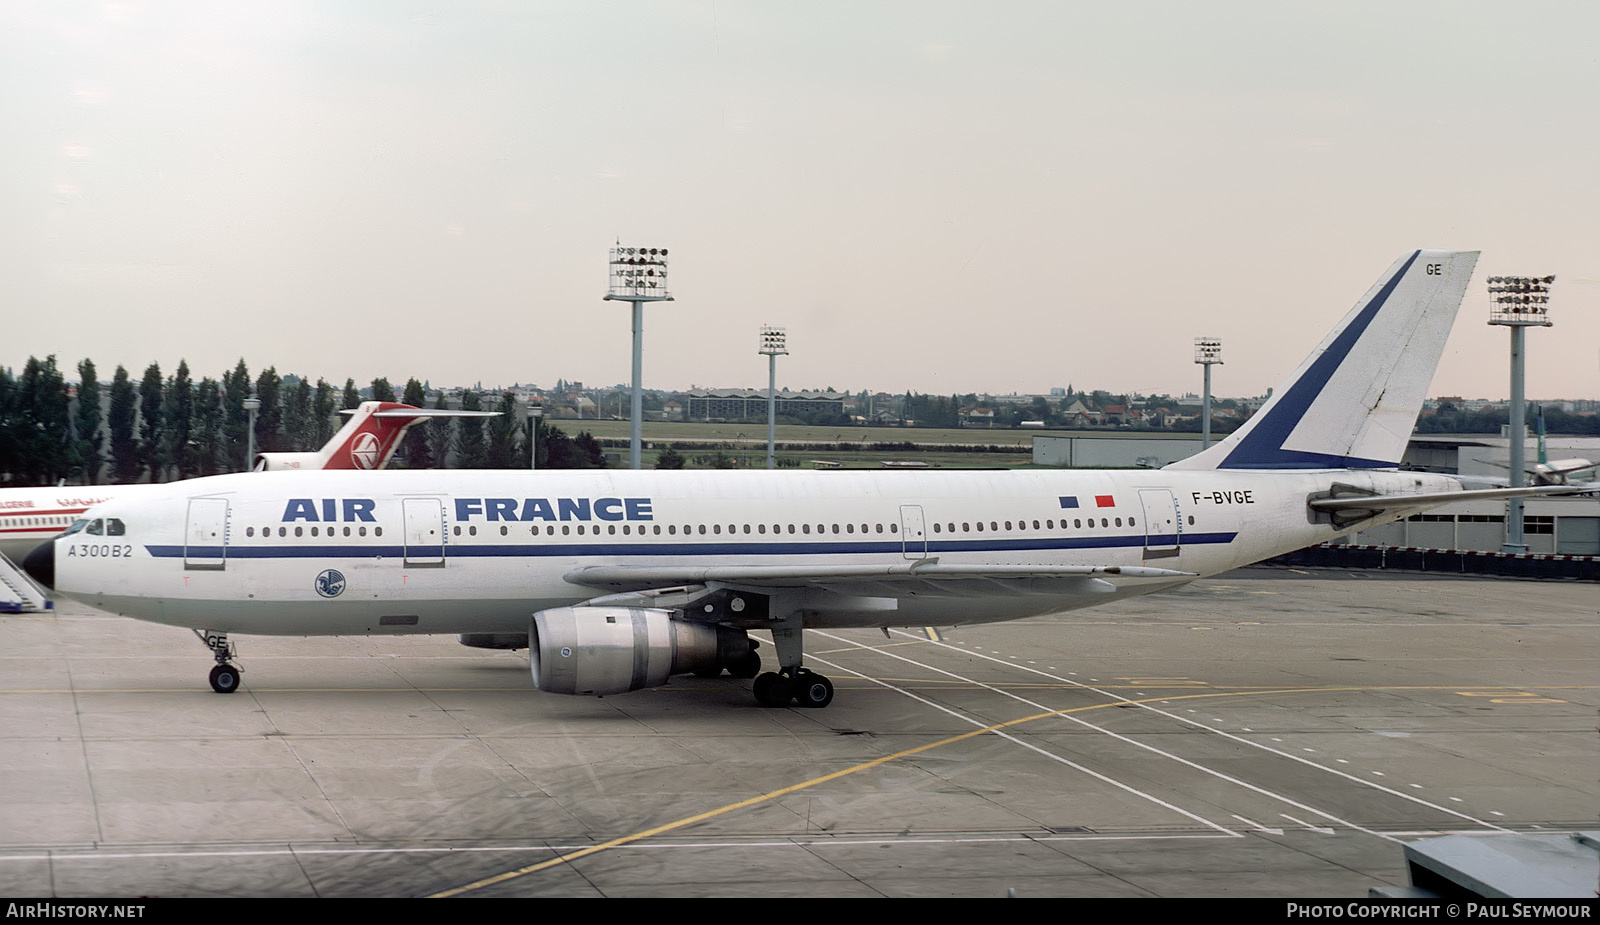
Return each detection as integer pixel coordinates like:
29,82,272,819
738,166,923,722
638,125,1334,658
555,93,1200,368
454,497,654,523
278,498,655,523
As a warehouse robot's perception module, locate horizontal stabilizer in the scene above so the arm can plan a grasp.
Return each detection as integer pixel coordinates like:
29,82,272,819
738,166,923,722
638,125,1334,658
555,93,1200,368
1310,484,1593,516
340,408,499,418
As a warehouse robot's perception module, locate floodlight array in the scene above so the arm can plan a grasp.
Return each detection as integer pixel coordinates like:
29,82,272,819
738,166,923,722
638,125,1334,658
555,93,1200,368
608,245,671,298
1194,336,1223,364
759,325,788,355
1486,275,1554,325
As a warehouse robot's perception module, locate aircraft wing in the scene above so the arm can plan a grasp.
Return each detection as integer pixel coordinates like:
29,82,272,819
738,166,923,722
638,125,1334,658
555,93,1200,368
564,561,1197,598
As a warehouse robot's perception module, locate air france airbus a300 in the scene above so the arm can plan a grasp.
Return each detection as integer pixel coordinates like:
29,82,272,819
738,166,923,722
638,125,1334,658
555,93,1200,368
25,250,1577,708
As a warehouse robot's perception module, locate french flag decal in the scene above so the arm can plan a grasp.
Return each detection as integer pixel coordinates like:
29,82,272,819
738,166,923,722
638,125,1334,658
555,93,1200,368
1095,495,1115,508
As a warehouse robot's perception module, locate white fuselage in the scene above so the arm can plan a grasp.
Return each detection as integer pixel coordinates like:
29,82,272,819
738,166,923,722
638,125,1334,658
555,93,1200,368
50,466,1459,636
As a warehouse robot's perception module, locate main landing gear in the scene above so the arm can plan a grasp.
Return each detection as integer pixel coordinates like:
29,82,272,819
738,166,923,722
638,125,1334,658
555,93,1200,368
753,667,834,708
751,619,835,709
193,629,242,693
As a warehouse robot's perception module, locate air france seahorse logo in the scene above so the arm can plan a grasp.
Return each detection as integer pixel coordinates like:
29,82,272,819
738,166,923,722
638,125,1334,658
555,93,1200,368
315,569,347,598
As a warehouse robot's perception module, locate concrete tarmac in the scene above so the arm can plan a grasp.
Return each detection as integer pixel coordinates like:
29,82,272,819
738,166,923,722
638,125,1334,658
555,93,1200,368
1,567,1595,898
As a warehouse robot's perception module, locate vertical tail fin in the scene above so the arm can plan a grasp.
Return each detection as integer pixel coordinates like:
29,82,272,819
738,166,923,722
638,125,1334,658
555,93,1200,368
316,401,423,469
1167,249,1479,471
256,402,433,470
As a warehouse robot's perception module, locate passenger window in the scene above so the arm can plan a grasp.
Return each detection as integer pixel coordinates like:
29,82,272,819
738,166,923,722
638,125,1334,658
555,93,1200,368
501,526,509,536
246,527,255,537
295,527,303,537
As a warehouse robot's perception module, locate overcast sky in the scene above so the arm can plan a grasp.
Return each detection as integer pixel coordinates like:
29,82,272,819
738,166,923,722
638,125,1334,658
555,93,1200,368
5,1,1597,403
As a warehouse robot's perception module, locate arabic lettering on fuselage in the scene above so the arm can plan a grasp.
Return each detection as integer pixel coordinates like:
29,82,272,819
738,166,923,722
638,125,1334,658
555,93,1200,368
281,497,656,523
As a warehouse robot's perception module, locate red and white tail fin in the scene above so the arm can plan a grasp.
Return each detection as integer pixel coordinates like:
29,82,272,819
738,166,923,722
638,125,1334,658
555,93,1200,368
255,402,496,471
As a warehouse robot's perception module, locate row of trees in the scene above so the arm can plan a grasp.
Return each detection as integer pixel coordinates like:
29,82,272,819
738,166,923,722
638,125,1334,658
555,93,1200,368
0,357,606,488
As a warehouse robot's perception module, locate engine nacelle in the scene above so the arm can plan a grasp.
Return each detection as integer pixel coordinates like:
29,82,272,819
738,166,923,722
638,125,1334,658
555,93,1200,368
530,606,754,696
457,633,529,650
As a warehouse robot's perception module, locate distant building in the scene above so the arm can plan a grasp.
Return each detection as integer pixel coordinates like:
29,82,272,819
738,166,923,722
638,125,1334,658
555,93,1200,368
682,388,845,421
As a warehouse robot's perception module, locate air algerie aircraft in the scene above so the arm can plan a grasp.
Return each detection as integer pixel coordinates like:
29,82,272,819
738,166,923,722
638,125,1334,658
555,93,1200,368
24,250,1587,708
0,401,493,564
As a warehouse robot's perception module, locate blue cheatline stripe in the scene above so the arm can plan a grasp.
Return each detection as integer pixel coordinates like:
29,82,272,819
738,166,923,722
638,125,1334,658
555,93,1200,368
1220,250,1419,470
144,532,1237,562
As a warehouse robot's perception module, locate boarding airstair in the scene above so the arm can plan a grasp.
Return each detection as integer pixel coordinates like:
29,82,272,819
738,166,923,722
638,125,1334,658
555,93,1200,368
0,553,51,614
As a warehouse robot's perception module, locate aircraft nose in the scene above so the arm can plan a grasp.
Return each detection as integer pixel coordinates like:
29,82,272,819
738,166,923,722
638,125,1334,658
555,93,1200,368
22,540,54,590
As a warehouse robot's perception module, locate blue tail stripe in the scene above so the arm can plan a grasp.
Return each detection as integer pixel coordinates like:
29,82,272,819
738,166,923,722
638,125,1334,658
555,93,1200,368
1219,250,1420,470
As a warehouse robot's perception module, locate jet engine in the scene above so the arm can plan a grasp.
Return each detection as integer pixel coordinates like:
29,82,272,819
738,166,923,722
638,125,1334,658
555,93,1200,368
530,606,755,696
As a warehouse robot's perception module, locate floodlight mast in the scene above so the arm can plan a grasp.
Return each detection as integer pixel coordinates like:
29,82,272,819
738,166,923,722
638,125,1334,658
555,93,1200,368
759,326,788,470
603,244,673,469
1486,274,1554,552
243,395,262,471
1194,337,1223,449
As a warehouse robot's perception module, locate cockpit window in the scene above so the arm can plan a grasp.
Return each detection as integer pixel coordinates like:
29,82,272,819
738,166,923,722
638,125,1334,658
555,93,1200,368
106,518,126,536
86,518,104,536
62,519,89,536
